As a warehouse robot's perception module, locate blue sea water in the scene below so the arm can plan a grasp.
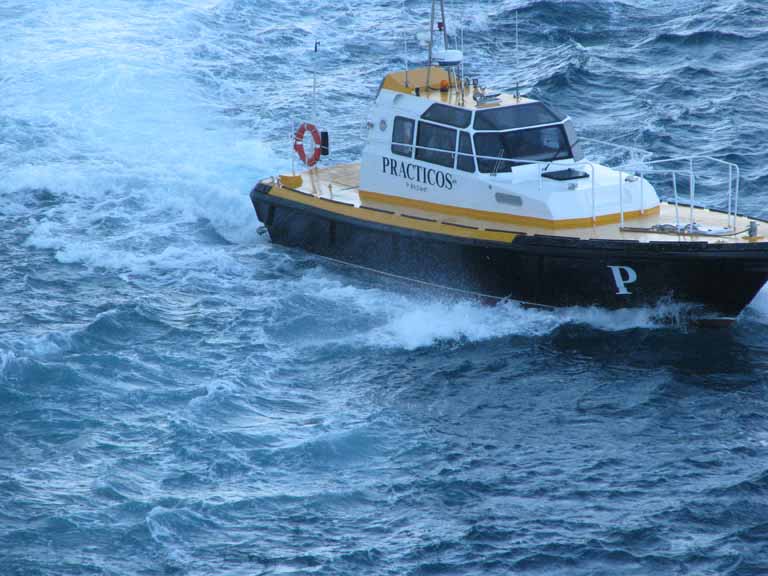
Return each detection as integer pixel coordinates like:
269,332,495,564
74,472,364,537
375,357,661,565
2,0,768,574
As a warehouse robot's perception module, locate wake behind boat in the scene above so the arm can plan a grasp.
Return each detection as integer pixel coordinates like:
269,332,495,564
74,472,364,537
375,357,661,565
250,0,768,321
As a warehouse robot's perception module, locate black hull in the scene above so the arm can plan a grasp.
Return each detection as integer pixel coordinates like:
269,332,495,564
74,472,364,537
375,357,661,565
251,184,768,318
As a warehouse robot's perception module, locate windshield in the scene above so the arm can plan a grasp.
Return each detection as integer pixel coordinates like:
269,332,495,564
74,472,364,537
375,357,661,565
474,125,573,173
474,103,564,131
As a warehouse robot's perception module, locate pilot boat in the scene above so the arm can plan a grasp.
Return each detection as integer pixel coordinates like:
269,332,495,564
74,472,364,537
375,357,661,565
250,1,768,322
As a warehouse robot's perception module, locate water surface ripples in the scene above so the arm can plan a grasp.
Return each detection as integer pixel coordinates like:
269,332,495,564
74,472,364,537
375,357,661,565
2,1,768,574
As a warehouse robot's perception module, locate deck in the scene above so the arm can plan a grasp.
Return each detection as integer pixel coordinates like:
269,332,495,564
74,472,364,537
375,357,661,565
270,163,763,245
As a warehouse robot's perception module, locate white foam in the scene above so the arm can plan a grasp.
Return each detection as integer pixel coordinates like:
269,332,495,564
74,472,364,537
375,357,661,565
0,350,17,375
3,330,75,365
296,268,685,350
370,299,689,350
2,0,289,274
746,283,768,322
371,299,559,349
25,224,250,275
26,332,74,357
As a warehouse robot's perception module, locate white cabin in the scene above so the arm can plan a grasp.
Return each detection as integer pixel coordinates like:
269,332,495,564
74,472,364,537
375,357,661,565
359,67,659,227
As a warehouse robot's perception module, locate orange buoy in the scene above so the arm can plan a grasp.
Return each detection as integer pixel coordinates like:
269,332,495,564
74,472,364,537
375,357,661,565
293,122,322,167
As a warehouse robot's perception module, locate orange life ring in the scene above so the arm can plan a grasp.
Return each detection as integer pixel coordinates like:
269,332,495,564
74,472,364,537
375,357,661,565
294,122,322,167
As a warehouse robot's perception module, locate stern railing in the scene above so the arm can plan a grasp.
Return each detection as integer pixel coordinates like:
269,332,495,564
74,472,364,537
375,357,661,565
616,155,740,232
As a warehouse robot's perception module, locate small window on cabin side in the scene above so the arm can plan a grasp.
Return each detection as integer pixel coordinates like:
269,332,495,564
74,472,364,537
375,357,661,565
421,103,472,128
415,122,456,168
391,116,415,157
457,131,474,172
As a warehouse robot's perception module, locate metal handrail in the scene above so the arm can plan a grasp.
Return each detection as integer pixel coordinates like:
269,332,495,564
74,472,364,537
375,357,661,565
615,155,741,231
366,133,741,230
384,142,584,169
579,137,653,158
573,138,741,231
385,140,601,221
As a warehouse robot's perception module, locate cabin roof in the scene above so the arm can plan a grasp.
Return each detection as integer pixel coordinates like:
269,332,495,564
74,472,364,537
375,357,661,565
381,66,534,110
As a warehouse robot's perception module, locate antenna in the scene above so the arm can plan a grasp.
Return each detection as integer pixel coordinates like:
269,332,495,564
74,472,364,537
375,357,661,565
439,0,448,47
515,10,520,101
426,0,449,92
403,0,409,87
312,40,319,125
439,0,450,90
404,34,410,87
426,0,436,91
459,25,464,105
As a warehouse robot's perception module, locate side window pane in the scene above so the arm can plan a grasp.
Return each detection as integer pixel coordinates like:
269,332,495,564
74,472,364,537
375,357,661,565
457,131,474,173
391,116,415,157
415,122,456,168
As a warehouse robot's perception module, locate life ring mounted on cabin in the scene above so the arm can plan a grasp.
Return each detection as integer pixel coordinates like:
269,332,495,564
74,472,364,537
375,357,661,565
294,122,322,167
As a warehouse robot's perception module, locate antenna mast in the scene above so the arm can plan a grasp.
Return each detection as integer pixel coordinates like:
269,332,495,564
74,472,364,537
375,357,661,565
515,10,520,101
427,0,436,91
439,0,448,46
403,0,409,87
459,26,465,105
312,40,319,124
426,0,448,92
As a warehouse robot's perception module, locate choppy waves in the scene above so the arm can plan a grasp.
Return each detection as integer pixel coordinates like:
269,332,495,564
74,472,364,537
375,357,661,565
3,1,768,574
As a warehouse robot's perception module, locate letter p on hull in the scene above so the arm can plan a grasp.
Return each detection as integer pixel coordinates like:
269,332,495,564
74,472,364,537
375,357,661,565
608,265,638,295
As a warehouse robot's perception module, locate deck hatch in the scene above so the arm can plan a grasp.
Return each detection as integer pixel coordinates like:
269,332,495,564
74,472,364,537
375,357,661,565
542,168,590,181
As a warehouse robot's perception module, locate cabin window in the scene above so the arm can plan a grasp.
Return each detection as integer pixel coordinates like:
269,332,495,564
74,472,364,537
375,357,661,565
457,131,475,172
474,125,573,173
391,116,415,157
416,121,456,168
474,103,564,131
421,103,472,128
392,116,416,158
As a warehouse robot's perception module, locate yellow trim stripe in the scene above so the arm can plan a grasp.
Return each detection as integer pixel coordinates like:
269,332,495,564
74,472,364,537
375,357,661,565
268,185,519,243
359,190,661,230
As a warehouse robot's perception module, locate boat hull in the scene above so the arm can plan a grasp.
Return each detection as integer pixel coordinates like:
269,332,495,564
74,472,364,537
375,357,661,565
251,183,768,318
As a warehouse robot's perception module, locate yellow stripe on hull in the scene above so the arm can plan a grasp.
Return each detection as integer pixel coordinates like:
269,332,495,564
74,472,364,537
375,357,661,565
359,190,661,230
269,185,519,243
